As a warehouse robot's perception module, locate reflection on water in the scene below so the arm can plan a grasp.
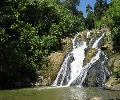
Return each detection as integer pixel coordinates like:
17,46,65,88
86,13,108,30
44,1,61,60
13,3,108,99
70,87,87,100
0,86,120,100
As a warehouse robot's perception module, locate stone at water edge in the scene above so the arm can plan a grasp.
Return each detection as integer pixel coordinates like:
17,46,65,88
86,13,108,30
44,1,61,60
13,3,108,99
105,77,120,91
87,97,104,100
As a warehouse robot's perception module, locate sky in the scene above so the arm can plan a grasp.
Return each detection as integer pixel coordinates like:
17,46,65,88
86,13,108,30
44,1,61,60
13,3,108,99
77,0,111,17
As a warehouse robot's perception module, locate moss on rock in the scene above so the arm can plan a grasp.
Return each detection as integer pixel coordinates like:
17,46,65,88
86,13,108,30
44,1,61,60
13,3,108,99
84,48,98,66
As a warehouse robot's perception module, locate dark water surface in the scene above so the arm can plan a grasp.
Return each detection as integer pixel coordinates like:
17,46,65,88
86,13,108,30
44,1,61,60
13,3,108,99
0,86,120,100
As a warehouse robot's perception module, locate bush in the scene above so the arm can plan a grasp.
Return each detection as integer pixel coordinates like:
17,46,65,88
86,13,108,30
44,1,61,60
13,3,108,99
113,66,120,79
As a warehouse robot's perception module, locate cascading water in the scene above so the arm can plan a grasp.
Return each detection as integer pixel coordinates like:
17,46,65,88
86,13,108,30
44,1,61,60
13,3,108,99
52,31,111,87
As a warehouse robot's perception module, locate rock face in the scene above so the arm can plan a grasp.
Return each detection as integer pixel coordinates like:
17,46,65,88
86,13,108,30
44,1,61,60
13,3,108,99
86,29,120,89
108,55,120,69
84,48,98,66
36,37,72,86
81,28,119,88
105,54,120,90
83,48,99,87
83,66,97,87
37,28,120,88
100,28,120,90
76,30,88,41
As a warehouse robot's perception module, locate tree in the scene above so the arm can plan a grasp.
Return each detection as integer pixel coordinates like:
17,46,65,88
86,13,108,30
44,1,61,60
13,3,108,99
85,4,95,30
93,0,110,29
86,4,93,13
63,0,80,15
108,0,120,51
0,0,85,87
94,0,107,21
66,0,80,7
85,12,95,30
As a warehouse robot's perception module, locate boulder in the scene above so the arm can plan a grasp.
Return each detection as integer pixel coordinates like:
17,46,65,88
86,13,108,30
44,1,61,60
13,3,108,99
105,77,120,91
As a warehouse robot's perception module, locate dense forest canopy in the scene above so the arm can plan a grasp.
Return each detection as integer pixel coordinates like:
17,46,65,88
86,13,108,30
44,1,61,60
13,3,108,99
0,0,120,87
0,0,85,87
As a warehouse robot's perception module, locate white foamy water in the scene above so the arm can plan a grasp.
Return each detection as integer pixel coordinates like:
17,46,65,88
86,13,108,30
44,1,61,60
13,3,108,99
52,32,110,87
52,33,87,86
67,42,87,86
87,32,90,38
92,33,105,48
77,50,101,86
52,54,72,86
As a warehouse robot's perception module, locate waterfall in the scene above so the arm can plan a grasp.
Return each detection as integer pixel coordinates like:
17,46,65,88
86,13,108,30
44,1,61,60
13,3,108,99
52,31,110,87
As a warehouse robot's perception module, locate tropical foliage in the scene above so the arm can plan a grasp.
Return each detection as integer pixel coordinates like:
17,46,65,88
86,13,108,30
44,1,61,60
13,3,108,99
85,0,120,52
85,4,95,30
112,66,120,79
0,0,85,87
108,0,120,51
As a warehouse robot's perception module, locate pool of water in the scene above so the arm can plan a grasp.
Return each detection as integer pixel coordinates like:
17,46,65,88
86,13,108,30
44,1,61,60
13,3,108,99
0,86,120,100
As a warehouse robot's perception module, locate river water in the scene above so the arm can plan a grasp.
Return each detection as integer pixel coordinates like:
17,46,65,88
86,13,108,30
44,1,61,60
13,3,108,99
0,86,120,100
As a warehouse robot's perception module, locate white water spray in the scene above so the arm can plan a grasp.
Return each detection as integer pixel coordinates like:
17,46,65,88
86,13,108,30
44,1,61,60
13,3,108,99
67,42,87,86
52,32,110,87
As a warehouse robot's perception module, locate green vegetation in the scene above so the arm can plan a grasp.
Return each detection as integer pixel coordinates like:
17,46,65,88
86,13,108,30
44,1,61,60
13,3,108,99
85,4,95,30
0,0,120,87
112,66,120,79
85,0,109,30
85,0,120,52
108,0,120,52
0,0,85,87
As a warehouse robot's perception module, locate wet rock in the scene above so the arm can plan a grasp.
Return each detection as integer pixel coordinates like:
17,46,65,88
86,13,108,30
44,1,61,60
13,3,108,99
83,66,97,87
105,77,120,91
76,31,87,41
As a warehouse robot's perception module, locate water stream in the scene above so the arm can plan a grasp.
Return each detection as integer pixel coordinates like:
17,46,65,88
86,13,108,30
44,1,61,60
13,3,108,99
52,32,110,86
0,86,120,100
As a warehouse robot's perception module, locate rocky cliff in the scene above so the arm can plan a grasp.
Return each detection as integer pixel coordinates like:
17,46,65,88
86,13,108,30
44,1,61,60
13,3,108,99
81,28,120,90
36,28,120,89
